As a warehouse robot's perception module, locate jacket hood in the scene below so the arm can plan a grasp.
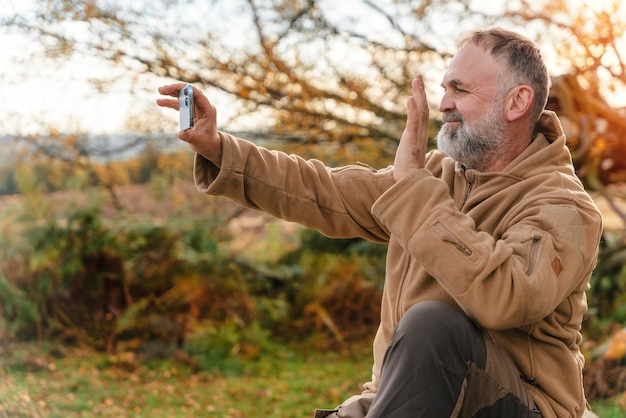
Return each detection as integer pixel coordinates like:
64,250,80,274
534,110,564,144
500,110,575,181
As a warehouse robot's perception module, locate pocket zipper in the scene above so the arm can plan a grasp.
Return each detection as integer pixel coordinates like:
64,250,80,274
434,222,473,256
526,234,542,276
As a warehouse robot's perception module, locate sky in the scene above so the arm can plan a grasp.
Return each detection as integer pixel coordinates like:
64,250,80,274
1,43,138,135
1,0,187,137
0,0,271,137
1,0,625,138
0,30,171,136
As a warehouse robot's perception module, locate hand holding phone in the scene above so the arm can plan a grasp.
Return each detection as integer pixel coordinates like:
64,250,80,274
157,83,222,165
179,84,194,131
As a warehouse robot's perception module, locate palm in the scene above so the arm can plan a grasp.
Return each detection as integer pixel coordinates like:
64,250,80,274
393,75,429,182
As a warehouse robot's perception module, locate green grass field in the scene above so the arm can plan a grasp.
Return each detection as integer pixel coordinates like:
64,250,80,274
0,342,622,418
0,342,372,418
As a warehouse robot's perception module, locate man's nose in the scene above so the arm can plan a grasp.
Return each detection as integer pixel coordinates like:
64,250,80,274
439,93,454,113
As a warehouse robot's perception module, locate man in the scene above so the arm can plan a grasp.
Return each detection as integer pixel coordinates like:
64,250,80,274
157,27,602,418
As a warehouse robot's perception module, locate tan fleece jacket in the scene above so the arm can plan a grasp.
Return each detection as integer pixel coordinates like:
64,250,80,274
194,111,602,418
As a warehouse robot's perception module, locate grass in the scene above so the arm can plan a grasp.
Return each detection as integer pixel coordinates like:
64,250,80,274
1,341,624,418
590,395,626,418
0,342,373,418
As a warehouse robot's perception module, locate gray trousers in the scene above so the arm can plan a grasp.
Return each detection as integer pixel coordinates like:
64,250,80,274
315,301,540,418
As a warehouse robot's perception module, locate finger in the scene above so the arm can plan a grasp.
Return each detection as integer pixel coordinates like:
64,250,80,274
157,83,187,97
190,86,212,112
405,96,418,127
411,75,429,142
178,129,191,142
156,98,180,110
156,83,188,110
190,86,217,122
412,75,429,123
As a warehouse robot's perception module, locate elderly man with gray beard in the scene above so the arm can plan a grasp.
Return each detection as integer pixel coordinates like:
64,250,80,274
158,27,602,418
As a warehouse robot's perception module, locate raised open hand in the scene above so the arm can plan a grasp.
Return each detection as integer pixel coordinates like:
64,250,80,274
393,75,430,182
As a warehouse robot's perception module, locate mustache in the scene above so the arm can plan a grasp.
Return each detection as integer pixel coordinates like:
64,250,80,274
442,111,464,123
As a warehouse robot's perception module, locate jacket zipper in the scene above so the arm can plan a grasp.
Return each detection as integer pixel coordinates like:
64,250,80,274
434,222,473,256
459,165,473,209
461,181,473,208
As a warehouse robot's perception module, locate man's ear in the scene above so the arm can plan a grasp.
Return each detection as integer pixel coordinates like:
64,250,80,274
505,85,533,122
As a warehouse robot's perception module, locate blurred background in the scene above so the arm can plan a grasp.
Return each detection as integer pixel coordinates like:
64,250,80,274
2,0,626,416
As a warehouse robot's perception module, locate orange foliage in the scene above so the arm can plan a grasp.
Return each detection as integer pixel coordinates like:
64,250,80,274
547,74,626,185
604,327,626,361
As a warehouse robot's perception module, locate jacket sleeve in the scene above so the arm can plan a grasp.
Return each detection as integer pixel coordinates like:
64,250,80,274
193,131,395,242
371,168,603,330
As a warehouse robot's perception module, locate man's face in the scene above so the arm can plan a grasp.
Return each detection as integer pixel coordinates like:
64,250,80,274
436,42,509,169
436,97,507,170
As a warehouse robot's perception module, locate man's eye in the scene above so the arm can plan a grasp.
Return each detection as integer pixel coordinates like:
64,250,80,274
441,85,468,94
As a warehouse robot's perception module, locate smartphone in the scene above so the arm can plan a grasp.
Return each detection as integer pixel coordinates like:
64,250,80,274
179,84,194,131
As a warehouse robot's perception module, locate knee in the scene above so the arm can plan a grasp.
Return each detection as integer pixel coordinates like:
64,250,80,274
398,301,463,331
391,301,486,366
394,301,478,347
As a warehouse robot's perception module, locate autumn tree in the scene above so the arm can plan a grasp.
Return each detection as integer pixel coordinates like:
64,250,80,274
3,0,626,182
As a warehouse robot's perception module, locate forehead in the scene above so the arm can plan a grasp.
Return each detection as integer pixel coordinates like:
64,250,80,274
442,42,501,88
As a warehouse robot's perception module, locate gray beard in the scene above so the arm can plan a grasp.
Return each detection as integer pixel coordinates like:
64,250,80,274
436,107,508,171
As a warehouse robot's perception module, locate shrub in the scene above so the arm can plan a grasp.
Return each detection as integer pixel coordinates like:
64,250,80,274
0,197,388,363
